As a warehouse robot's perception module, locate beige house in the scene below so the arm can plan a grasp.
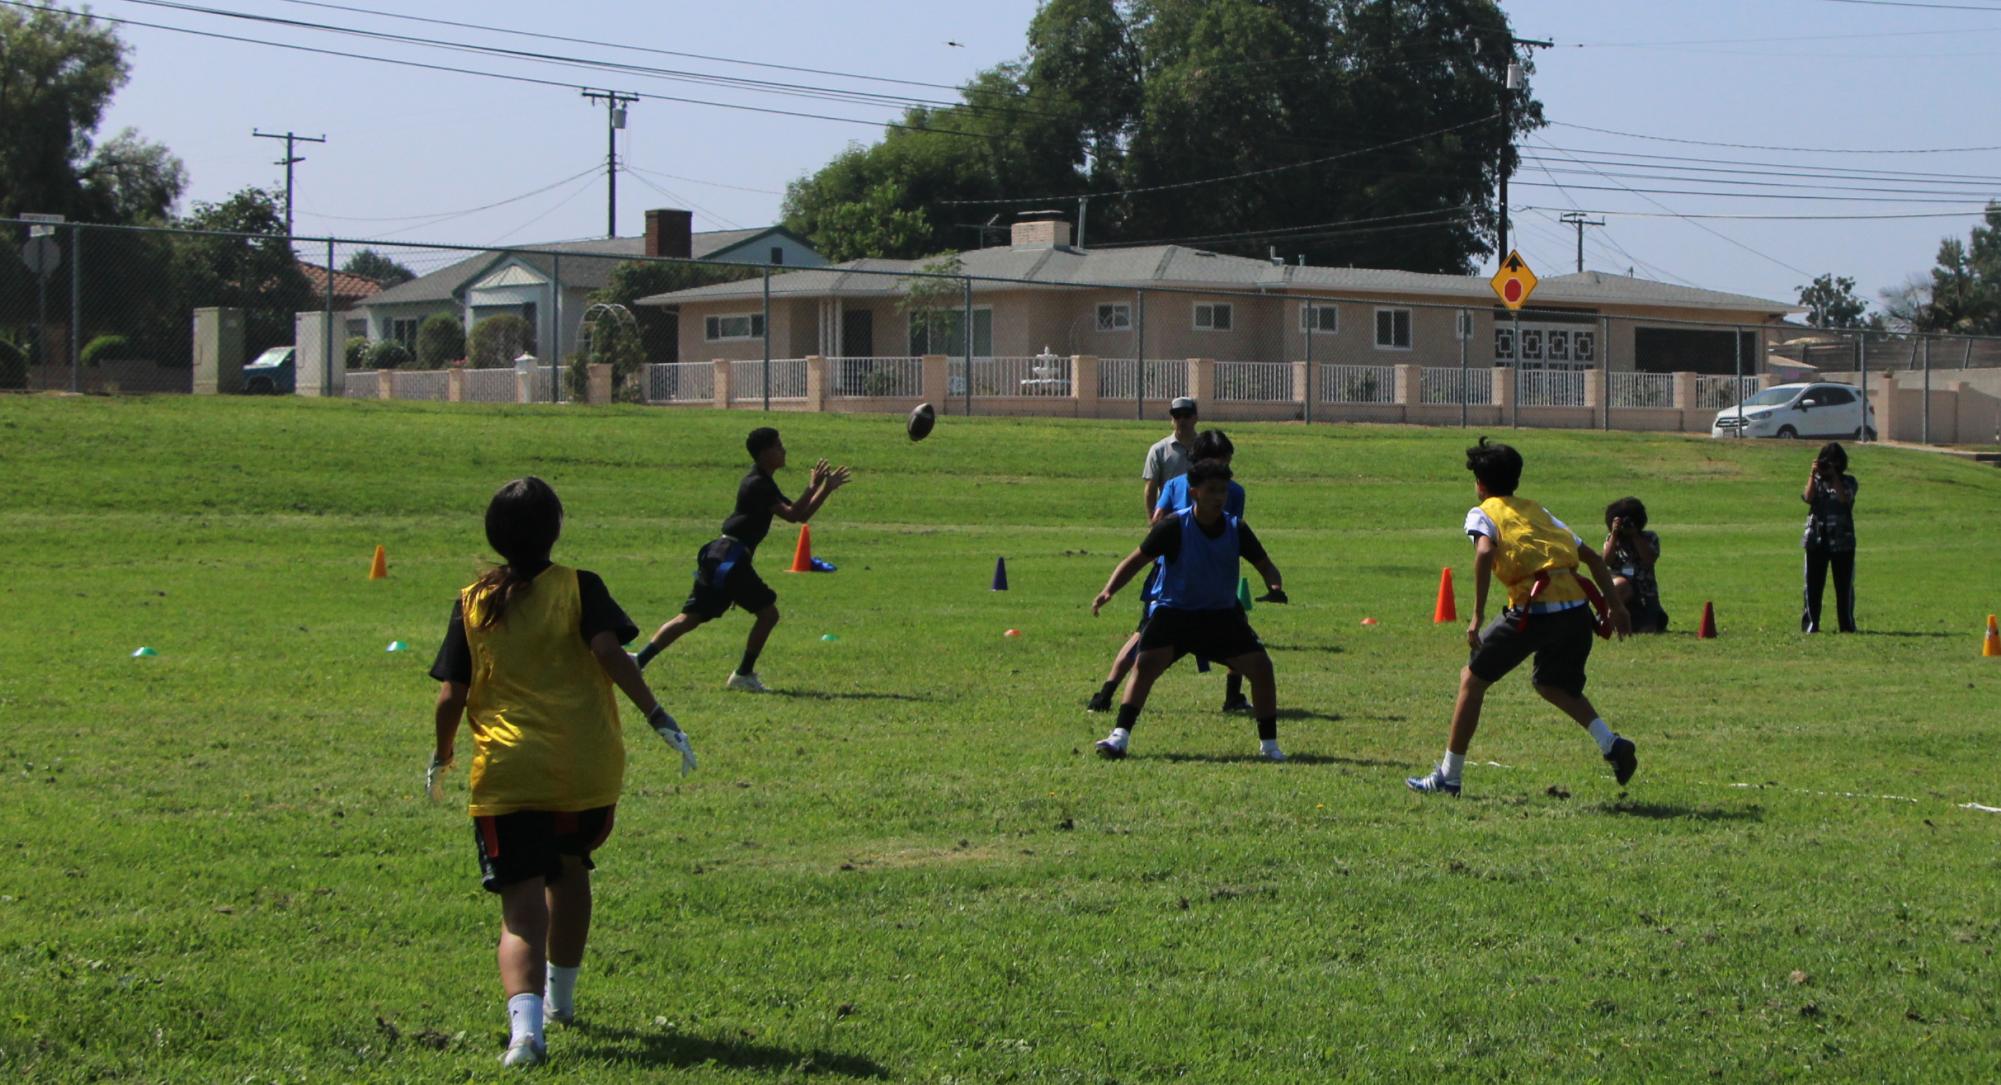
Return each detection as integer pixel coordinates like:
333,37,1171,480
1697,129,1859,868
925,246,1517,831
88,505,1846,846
638,218,1800,378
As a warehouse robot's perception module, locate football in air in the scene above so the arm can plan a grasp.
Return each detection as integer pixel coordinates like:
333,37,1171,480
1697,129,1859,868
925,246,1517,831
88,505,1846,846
908,401,937,442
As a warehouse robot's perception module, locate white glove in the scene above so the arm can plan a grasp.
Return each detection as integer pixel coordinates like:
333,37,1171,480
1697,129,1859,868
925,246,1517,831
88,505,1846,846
425,755,453,802
647,705,696,775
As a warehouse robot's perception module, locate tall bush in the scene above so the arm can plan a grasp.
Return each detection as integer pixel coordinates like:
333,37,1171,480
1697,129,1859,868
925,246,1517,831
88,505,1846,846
468,314,535,369
81,334,133,366
414,314,466,370
0,338,25,389
344,336,370,370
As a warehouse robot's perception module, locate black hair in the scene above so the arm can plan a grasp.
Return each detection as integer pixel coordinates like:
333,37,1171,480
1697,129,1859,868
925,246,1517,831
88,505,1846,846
1465,437,1523,496
1816,442,1847,474
1187,458,1234,489
1192,429,1235,461
469,476,563,630
746,427,781,459
1604,496,1648,531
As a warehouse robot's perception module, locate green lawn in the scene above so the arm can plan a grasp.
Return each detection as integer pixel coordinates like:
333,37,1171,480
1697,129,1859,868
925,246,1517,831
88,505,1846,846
2,395,1997,1083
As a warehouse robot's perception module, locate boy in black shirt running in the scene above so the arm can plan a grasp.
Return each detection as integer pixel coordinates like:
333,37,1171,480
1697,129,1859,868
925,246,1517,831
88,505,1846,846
1089,459,1288,761
633,427,851,691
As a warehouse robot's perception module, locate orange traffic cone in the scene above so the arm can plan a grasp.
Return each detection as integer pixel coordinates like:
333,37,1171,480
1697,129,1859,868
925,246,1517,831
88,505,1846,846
1697,600,1718,639
1983,614,2000,657
786,524,813,573
1433,567,1457,623
368,545,388,580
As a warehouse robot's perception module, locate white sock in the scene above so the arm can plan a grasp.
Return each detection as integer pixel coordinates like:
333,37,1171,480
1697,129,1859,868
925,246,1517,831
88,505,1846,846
545,963,579,1017
507,992,545,1047
1441,751,1466,782
1587,718,1618,755
1109,727,1130,747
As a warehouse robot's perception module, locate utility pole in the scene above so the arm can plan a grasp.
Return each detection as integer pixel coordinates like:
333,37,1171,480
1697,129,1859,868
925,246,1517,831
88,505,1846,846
581,89,638,238
252,129,327,238
1495,36,1550,268
1559,211,1605,273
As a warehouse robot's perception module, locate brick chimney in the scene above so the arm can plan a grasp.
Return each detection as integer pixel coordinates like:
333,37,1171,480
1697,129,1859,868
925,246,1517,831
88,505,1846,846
1010,212,1071,250
645,208,693,258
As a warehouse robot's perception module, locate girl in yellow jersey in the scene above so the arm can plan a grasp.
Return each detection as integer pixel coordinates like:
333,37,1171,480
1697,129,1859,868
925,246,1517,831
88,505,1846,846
426,477,696,1069
1407,439,1634,798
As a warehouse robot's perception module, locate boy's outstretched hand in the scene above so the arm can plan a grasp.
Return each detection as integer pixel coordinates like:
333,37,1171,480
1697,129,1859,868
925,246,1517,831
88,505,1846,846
425,753,453,802
821,463,853,492
647,705,697,775
1091,589,1114,616
1256,588,1289,604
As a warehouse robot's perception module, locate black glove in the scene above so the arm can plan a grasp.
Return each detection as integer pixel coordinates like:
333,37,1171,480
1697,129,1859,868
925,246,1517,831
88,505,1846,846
1256,588,1289,605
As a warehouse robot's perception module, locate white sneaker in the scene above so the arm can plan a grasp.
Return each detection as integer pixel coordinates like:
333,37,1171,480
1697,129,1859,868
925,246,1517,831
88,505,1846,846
725,671,768,693
1258,742,1286,762
500,1036,546,1068
544,1005,574,1027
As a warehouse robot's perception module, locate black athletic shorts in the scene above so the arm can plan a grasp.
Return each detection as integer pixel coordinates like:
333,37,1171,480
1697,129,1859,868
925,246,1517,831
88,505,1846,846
474,806,616,893
681,537,777,620
1138,605,1264,663
1466,604,1594,696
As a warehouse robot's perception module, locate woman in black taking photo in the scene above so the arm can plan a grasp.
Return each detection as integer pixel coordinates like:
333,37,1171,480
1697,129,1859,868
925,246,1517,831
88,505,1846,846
1800,442,1858,633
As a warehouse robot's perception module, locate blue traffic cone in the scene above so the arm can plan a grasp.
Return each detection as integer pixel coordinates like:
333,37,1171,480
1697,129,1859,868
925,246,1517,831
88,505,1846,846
991,557,1009,591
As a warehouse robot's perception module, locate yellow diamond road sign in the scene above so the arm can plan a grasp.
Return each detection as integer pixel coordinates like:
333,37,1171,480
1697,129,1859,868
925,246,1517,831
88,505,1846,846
1490,250,1537,310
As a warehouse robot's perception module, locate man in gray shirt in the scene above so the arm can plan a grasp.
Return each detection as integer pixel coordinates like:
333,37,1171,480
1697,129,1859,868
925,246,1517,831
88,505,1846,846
1140,396,1200,519
1089,397,1203,713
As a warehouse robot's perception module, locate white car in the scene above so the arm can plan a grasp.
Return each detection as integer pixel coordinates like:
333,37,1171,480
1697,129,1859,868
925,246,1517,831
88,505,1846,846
1711,381,1875,441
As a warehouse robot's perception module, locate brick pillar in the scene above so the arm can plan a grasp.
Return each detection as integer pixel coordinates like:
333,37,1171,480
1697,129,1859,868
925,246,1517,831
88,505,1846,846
1189,358,1215,405
1670,371,1698,411
1873,370,1896,442
1758,372,1781,391
587,363,612,405
376,368,395,400
1393,363,1420,406
805,355,827,411
1291,361,1309,406
921,354,949,405
713,358,732,407
1495,366,1517,416
1072,355,1099,417
1584,367,1607,426
447,367,465,402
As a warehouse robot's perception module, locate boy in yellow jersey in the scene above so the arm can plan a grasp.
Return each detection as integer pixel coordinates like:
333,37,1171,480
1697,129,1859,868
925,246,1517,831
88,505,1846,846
426,477,696,1068
1407,439,1635,797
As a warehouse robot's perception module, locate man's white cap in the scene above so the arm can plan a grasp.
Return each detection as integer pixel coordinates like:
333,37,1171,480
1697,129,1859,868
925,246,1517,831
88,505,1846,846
1169,396,1197,414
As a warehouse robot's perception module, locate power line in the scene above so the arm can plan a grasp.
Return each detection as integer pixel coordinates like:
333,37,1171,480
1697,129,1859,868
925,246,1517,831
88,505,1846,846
622,166,786,197
1816,0,2001,11
1089,207,1477,250
1551,120,2001,155
299,165,605,223
1521,205,1997,221
1534,146,2001,185
618,168,740,230
936,114,1499,206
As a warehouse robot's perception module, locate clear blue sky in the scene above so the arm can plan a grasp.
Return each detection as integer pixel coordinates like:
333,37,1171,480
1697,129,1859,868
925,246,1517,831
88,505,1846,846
92,0,2001,306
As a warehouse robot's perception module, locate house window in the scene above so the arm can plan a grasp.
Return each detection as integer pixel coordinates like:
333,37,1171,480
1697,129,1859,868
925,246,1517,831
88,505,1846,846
1299,304,1338,334
704,312,765,341
1194,302,1233,331
1096,303,1132,331
770,247,784,266
1374,307,1412,350
909,308,992,356
390,318,420,350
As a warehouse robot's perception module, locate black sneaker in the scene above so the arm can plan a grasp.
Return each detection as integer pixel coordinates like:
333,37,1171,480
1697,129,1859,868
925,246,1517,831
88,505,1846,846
1086,688,1114,713
1604,737,1638,786
1220,694,1252,713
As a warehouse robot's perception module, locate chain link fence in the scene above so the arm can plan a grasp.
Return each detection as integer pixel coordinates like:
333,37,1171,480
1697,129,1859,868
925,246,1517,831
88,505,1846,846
7,217,1999,444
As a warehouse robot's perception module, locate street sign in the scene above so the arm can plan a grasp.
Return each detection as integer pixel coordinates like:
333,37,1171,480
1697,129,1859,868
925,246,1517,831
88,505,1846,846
20,235,61,278
20,212,65,238
1490,249,1538,310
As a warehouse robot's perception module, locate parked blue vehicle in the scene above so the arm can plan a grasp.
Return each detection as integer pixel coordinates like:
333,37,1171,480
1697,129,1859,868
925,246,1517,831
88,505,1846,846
242,346,295,394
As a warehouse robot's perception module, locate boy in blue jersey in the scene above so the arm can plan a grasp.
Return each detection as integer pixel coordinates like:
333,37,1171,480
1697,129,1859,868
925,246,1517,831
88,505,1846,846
1085,430,1252,714
1089,459,1288,761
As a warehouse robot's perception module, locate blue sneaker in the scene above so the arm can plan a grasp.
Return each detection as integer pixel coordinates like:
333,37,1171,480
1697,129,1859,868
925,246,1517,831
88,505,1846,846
1405,768,1462,796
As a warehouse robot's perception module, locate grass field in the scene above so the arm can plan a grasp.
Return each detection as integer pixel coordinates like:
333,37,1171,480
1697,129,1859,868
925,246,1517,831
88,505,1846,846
2,395,1998,1083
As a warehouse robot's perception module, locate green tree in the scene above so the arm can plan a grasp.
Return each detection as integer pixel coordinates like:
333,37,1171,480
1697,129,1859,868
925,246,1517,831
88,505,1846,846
1798,274,1873,330
467,313,535,369
782,0,1536,272
413,313,465,369
591,260,759,363
1914,205,2001,333
167,187,316,363
342,249,417,288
